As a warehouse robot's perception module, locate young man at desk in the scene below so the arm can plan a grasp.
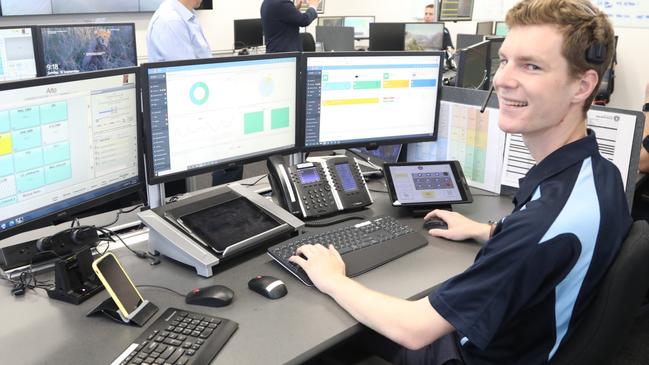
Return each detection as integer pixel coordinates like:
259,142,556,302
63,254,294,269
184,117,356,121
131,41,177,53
289,0,631,364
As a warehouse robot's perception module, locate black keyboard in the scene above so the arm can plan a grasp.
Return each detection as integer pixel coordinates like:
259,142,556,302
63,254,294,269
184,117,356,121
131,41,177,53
268,216,428,286
112,308,237,365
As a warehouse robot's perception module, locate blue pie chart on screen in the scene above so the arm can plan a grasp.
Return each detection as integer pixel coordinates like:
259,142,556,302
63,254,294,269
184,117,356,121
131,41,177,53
189,82,209,105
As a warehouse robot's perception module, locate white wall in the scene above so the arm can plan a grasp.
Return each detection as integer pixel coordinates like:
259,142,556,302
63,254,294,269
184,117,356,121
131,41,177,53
0,0,645,110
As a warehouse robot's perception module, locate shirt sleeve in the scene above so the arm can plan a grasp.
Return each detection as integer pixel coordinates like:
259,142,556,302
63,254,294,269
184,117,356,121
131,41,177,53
147,18,198,62
275,1,318,27
429,204,581,349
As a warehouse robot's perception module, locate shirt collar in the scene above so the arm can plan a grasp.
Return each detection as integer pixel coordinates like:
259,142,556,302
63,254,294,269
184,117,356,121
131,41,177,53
169,0,196,21
514,128,599,207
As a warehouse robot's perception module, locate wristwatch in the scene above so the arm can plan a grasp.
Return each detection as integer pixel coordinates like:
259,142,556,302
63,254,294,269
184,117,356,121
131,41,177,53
643,135,649,153
643,103,649,112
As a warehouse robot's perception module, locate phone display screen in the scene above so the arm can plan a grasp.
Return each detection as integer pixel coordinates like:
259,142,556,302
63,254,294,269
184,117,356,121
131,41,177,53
297,168,321,184
96,254,142,315
335,163,359,192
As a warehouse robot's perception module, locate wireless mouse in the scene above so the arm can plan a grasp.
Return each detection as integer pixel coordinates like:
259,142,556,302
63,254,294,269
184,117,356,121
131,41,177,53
248,275,287,299
423,218,448,230
185,285,234,307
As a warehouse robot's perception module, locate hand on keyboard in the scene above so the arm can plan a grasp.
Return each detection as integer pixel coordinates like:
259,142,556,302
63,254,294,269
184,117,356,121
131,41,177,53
288,243,346,293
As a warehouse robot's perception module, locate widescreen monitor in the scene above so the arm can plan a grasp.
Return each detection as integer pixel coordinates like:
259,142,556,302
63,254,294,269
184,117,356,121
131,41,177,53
476,21,494,36
234,18,263,49
0,67,143,239
142,54,299,184
404,23,444,51
439,0,474,21
494,21,508,36
0,26,38,82
455,40,490,90
369,23,405,51
317,16,344,27
37,23,137,76
343,16,375,39
302,52,443,151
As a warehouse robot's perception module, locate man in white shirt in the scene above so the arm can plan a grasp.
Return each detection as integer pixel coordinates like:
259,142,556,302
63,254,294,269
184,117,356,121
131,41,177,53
146,0,211,62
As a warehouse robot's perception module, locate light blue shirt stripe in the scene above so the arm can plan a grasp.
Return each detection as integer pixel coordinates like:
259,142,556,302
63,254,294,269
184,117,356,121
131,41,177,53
537,157,600,359
146,0,211,62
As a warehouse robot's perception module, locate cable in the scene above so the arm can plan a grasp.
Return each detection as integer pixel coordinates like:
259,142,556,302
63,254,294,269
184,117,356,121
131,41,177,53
304,215,367,227
240,174,268,187
136,284,185,297
99,204,145,228
95,227,160,265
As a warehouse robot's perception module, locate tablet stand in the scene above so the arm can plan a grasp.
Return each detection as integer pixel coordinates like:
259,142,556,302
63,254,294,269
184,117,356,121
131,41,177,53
87,298,158,327
409,204,452,217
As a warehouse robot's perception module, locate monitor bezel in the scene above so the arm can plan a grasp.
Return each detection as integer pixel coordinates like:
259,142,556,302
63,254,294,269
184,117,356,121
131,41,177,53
233,18,264,50
0,25,41,81
0,67,145,240
455,40,490,90
140,52,302,185
299,51,444,152
438,0,475,22
35,22,138,77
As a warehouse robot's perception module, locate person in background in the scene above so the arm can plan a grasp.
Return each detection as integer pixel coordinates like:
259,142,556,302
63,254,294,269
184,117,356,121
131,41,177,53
289,1,628,364
425,2,455,58
261,0,320,53
146,0,210,62
147,0,243,188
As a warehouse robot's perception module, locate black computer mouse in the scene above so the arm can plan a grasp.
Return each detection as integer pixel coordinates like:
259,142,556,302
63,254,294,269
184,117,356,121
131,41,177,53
423,218,448,230
185,285,234,307
248,275,287,299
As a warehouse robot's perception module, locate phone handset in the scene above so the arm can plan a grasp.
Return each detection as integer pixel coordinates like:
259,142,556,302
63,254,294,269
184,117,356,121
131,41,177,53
267,154,301,215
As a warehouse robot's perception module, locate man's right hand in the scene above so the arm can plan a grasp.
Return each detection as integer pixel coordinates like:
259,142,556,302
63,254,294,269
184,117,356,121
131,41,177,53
295,0,303,9
307,0,320,8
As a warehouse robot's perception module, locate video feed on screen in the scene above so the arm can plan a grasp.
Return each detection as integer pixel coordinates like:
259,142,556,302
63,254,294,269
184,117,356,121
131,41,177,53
404,23,444,51
40,24,137,75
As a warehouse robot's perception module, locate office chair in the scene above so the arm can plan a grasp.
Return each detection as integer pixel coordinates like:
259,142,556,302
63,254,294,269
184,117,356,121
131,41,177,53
300,32,316,52
549,220,649,365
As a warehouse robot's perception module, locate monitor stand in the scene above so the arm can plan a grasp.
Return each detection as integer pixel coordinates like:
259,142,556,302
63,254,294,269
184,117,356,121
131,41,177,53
409,204,452,217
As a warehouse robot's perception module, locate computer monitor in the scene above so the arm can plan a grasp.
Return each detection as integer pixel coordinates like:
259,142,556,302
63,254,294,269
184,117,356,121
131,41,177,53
233,18,263,49
494,21,509,36
369,23,405,51
486,37,504,88
37,23,137,76
301,51,443,151
343,16,375,39
315,26,355,52
141,53,299,184
456,33,484,50
0,67,143,239
455,40,490,90
476,21,494,36
404,23,445,51
439,0,474,21
0,26,38,82
317,16,344,27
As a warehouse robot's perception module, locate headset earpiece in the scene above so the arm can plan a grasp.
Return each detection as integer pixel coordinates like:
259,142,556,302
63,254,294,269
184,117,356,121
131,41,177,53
585,42,606,65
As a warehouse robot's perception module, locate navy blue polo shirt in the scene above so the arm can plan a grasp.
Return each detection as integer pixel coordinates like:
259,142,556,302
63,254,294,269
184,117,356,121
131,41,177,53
429,130,632,365
261,0,318,53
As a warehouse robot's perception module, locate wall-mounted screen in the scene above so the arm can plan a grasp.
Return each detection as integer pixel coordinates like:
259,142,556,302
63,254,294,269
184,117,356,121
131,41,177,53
0,0,212,16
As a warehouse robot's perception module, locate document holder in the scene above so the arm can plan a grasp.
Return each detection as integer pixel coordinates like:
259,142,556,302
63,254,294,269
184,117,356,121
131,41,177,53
87,298,158,327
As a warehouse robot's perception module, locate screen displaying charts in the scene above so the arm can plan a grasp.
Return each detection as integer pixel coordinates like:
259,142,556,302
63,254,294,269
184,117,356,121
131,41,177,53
303,53,442,149
0,27,37,82
0,71,140,234
145,56,297,181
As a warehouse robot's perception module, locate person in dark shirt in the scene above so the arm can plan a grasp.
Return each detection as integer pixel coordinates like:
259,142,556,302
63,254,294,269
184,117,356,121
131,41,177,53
289,1,627,364
260,0,320,53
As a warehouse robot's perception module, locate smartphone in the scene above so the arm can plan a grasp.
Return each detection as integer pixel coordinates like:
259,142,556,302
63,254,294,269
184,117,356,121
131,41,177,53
92,252,144,319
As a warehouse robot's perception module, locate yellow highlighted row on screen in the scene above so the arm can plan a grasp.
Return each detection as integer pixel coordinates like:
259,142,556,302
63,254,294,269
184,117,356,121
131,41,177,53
322,98,380,106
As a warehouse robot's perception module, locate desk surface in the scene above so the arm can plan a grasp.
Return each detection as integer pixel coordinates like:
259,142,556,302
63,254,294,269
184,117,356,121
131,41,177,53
0,184,513,365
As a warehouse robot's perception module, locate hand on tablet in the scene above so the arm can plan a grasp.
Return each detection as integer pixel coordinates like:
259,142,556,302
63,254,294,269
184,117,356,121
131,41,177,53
424,209,492,243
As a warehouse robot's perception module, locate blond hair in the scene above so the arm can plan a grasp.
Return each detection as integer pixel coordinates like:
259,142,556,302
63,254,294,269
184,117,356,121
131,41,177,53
506,0,615,112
